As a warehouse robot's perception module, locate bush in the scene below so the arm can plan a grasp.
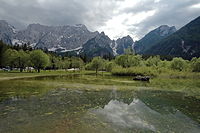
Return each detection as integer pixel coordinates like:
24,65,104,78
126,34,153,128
191,57,200,72
105,61,117,72
146,56,161,67
170,57,186,71
115,55,142,68
111,66,157,77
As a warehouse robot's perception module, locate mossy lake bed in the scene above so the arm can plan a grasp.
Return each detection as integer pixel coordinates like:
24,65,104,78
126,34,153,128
0,72,200,133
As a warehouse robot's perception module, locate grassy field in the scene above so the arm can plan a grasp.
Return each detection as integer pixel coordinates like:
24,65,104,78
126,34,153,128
0,70,110,81
0,69,200,96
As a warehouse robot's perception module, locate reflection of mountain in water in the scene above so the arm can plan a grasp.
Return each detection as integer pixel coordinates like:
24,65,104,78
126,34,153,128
90,99,200,133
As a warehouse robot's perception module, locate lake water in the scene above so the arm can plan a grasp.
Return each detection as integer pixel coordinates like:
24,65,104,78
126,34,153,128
0,74,200,133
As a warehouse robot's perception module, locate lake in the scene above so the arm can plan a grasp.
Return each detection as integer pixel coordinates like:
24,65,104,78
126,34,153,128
0,74,200,133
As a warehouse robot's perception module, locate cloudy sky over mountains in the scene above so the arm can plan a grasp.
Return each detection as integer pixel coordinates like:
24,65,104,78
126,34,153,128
0,0,200,40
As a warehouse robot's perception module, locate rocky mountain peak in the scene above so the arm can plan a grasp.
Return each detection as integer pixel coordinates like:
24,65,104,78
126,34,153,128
0,20,16,44
0,20,16,32
145,16,200,59
134,25,177,54
80,32,114,58
115,35,134,55
74,24,87,29
10,22,98,50
156,25,177,36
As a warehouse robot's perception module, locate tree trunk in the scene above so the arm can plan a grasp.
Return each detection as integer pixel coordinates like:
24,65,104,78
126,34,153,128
96,68,98,76
38,68,40,73
20,68,23,72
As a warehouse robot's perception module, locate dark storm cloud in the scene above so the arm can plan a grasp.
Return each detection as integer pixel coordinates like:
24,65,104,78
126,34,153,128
122,0,155,14
0,0,199,39
126,0,200,39
0,0,118,31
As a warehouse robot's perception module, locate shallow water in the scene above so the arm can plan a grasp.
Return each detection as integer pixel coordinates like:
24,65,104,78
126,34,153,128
0,74,200,133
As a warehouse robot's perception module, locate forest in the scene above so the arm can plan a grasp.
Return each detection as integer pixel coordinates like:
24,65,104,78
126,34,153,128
0,40,200,78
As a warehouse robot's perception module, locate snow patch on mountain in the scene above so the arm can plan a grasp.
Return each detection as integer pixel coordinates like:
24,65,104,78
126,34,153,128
12,39,25,46
110,42,118,56
30,43,37,47
8,24,17,34
48,46,83,53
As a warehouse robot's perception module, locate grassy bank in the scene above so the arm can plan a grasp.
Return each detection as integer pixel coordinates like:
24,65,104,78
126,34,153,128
111,66,158,77
111,66,200,79
1,68,200,81
0,70,200,99
0,70,112,81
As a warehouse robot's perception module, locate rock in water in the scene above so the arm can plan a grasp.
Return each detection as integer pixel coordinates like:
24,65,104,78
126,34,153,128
133,76,150,81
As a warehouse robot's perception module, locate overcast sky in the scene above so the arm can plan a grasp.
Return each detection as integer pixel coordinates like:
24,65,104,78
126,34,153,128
0,0,200,40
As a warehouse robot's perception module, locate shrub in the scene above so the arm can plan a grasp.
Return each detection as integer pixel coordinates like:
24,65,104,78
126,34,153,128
111,66,157,77
105,61,117,72
170,57,186,71
191,57,200,72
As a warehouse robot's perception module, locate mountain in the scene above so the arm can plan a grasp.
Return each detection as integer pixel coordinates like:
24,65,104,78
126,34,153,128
145,16,200,59
134,25,176,54
0,20,134,57
0,20,16,45
111,35,134,55
80,32,114,58
14,23,98,50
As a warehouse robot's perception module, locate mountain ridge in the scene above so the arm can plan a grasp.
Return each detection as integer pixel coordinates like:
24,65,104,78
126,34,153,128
0,20,135,57
145,16,200,59
1,16,200,59
134,25,176,54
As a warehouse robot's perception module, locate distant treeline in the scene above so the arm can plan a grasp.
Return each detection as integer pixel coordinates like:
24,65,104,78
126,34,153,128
0,41,84,72
0,40,200,75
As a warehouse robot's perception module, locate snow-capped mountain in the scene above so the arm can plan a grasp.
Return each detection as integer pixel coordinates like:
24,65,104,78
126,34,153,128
14,23,98,50
0,20,135,57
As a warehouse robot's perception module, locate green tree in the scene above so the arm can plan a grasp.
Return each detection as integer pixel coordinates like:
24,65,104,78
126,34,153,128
71,57,84,71
115,55,129,68
158,60,170,68
128,55,142,67
85,62,93,70
105,61,117,72
30,50,50,73
0,41,8,68
49,55,59,70
191,57,200,72
170,57,186,71
115,55,142,68
18,50,30,72
91,57,105,75
124,47,135,55
63,59,70,70
55,57,64,69
3,49,19,69
146,56,161,67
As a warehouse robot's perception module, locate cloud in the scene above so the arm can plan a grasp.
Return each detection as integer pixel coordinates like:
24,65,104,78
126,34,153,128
0,0,118,30
0,0,199,40
125,0,200,39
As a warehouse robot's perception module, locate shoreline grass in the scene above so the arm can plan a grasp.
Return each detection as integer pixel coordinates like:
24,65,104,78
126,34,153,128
0,70,200,99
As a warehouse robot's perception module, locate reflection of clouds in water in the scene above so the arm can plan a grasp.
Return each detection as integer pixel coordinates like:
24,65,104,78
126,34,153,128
94,99,156,131
92,99,200,132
